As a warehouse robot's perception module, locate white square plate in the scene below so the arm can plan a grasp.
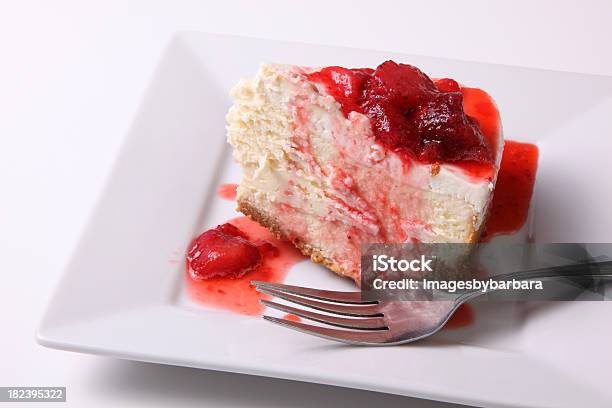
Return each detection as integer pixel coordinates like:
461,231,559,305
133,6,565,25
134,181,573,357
38,32,612,407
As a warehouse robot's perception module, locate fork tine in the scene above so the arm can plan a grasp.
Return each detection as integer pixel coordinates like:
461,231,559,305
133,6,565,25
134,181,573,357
263,316,390,345
261,300,387,330
257,287,383,317
251,280,376,304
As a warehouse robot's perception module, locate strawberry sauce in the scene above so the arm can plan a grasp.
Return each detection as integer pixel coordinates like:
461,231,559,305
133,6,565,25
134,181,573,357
482,141,539,240
186,217,305,316
443,304,475,329
217,183,238,201
308,61,498,173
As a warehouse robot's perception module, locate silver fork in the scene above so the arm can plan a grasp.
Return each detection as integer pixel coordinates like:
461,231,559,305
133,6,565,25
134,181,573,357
252,259,612,345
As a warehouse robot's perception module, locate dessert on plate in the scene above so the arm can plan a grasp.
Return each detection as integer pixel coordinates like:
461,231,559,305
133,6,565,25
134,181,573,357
227,61,504,283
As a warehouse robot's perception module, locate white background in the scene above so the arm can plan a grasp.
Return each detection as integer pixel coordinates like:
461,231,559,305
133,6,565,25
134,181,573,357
1,1,611,407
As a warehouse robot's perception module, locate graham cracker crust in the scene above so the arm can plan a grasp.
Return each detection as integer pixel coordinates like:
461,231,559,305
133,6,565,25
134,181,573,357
236,199,358,283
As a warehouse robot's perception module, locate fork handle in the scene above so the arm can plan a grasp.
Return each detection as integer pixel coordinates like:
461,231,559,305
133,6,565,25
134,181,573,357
494,259,612,282
454,260,612,303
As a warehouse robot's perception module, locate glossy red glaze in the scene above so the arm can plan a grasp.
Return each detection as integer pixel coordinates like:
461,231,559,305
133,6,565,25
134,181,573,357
217,183,238,201
308,61,496,169
186,217,306,316
187,223,261,280
283,314,302,322
443,303,475,329
482,141,539,240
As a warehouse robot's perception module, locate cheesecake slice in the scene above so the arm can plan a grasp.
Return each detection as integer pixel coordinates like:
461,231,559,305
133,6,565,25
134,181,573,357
227,61,503,283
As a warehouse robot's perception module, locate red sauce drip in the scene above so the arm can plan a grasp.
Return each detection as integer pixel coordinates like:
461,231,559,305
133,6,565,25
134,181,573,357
217,183,238,201
461,87,500,154
283,314,302,322
481,141,539,240
308,61,496,170
186,217,305,316
443,303,475,329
